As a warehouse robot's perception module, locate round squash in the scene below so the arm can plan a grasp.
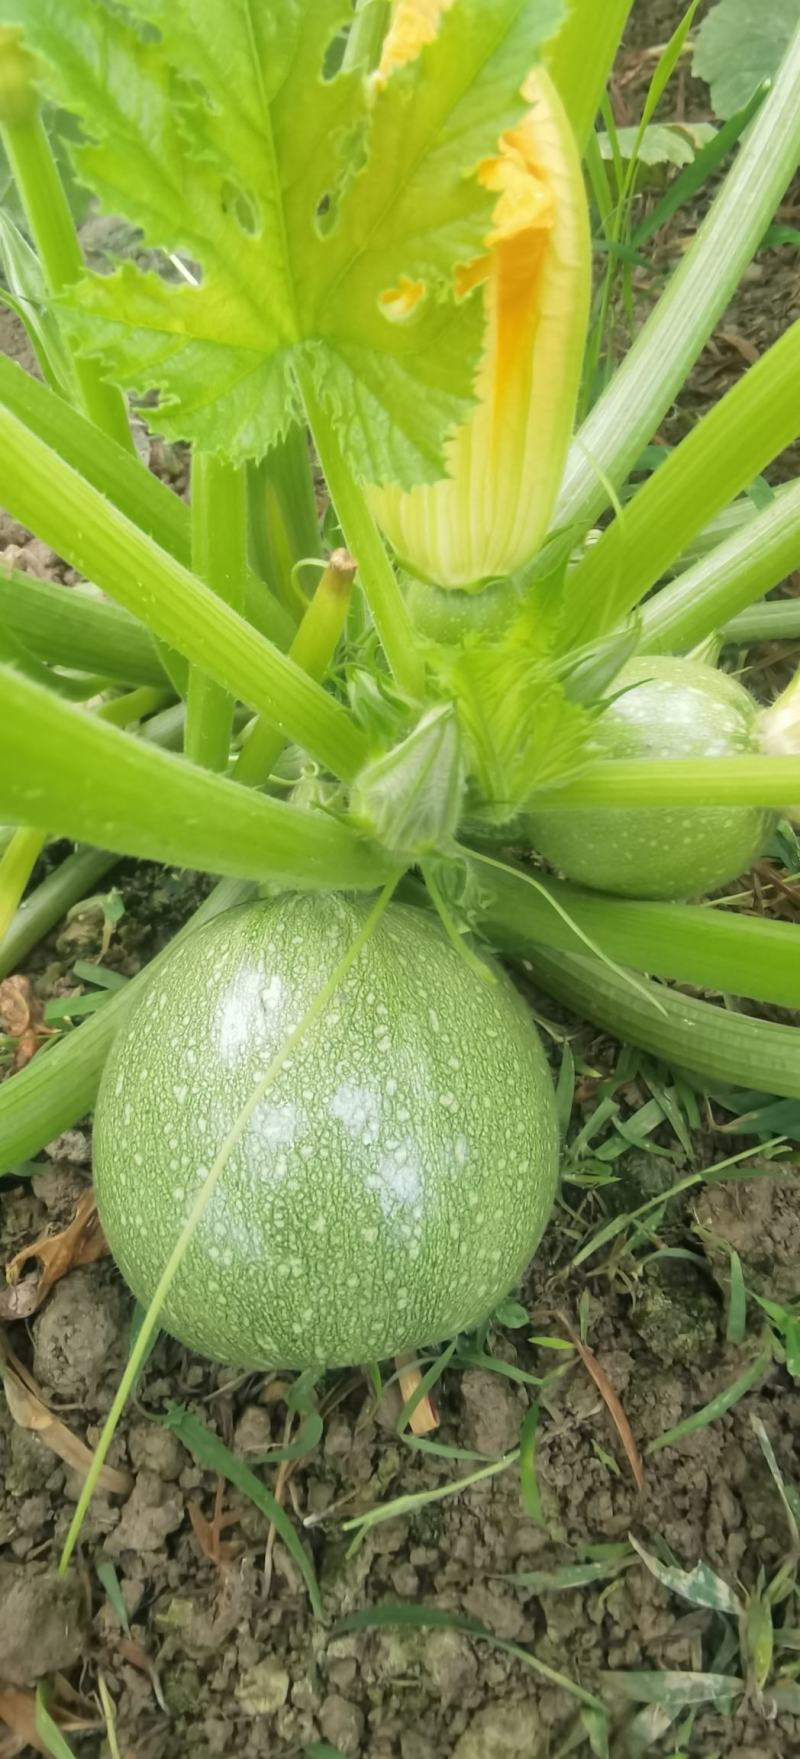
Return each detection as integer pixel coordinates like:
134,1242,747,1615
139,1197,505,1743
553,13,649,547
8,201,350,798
526,656,776,900
93,894,559,1369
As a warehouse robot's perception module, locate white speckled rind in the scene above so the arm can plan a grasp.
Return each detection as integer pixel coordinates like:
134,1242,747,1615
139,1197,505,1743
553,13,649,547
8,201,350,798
93,895,559,1369
527,656,776,899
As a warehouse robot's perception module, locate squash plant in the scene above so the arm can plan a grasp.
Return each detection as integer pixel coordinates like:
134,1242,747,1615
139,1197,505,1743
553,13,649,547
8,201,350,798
0,1,800,1390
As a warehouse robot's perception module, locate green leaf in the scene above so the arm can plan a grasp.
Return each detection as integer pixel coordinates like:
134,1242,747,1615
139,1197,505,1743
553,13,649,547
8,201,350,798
5,0,562,477
440,621,593,817
646,1346,772,1453
493,1296,530,1329
629,1535,742,1616
332,1603,606,1711
34,1687,78,1759
598,122,717,168
96,1559,131,1635
694,0,799,119
603,1669,744,1708
161,1405,322,1616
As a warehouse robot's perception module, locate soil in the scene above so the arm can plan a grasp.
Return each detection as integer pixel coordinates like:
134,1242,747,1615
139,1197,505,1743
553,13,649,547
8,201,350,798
2,4,800,1756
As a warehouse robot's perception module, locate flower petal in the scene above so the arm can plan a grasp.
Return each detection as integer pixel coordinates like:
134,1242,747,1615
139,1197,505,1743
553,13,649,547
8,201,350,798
369,69,591,589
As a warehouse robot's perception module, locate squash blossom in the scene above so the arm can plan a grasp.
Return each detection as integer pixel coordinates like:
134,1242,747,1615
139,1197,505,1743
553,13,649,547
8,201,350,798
368,0,591,590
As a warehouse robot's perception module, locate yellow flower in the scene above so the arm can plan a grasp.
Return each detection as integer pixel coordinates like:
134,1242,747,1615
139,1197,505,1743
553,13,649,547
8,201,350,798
368,1,591,590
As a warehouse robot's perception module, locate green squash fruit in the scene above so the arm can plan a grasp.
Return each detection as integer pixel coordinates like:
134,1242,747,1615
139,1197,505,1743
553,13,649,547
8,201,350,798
526,656,776,900
92,894,559,1370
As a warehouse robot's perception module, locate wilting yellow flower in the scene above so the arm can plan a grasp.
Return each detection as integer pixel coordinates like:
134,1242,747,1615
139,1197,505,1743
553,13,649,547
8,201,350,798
368,1,591,590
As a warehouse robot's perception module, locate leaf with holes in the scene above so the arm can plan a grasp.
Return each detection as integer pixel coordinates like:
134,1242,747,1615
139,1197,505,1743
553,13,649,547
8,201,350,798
1,0,563,479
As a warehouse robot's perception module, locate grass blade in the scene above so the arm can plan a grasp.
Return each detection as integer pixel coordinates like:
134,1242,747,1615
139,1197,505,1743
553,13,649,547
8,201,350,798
519,1399,544,1524
725,1250,747,1346
332,1604,606,1713
341,1451,520,1537
646,1346,772,1454
603,1670,744,1707
162,1405,322,1618
555,17,800,537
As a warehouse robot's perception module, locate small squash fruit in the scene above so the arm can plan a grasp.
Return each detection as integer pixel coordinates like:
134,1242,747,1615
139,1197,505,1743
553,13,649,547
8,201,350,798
93,894,559,1369
526,656,776,900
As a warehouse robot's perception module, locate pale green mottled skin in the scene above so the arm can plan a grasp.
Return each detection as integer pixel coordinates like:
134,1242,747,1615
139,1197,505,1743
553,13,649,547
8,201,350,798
527,657,776,900
93,895,559,1370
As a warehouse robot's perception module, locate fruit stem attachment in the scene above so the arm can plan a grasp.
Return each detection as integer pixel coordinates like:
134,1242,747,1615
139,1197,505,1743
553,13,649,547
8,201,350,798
233,549,356,788
0,29,133,451
58,875,400,1574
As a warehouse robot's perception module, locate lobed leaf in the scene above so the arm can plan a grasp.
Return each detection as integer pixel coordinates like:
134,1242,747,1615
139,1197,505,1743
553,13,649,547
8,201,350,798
2,0,562,477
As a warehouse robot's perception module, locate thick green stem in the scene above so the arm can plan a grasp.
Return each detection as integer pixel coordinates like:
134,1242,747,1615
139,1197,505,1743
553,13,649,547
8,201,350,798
246,423,321,616
96,685,173,727
0,355,296,652
555,16,800,536
233,549,356,788
299,366,426,703
469,858,800,1010
0,570,169,686
0,402,368,780
0,36,131,450
639,478,800,655
724,601,800,645
185,455,247,770
545,0,635,152
521,946,800,1099
564,322,800,643
0,826,46,948
532,755,800,809
0,665,387,888
0,844,119,981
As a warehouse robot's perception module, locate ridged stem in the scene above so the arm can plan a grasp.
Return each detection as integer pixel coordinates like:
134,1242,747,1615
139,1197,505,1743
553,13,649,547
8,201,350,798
185,455,247,770
640,478,800,654
523,946,800,1099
